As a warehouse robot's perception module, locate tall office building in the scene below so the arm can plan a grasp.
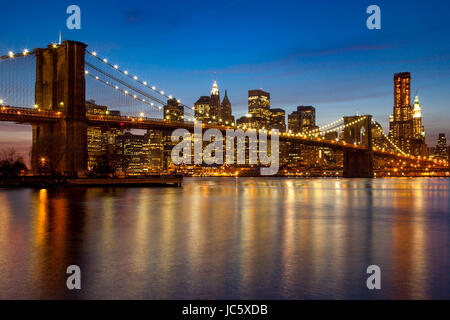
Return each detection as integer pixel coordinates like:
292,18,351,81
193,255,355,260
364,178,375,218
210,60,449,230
248,89,271,120
390,72,413,153
194,81,235,125
164,98,184,122
209,80,221,121
389,72,428,156
115,132,146,175
270,108,286,132
284,106,318,167
412,96,425,140
115,131,163,175
145,130,164,171
221,89,235,125
288,106,317,133
434,133,448,160
194,96,211,122
236,89,274,130
388,114,394,137
85,100,122,171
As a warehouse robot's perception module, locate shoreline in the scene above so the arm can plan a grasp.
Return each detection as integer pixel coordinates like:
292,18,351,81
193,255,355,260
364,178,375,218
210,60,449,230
0,176,183,188
1,174,449,189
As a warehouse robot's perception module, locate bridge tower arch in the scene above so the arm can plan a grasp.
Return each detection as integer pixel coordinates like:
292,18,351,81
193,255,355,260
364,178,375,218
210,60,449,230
31,40,88,174
342,115,374,178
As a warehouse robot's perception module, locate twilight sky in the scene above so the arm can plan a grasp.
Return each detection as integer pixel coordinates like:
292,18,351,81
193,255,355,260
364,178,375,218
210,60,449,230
1,0,450,161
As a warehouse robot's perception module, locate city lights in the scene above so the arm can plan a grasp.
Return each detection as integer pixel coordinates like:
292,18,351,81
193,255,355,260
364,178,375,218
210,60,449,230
0,43,447,180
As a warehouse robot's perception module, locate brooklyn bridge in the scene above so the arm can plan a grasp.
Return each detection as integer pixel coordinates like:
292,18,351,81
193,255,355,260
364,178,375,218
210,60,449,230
0,40,447,178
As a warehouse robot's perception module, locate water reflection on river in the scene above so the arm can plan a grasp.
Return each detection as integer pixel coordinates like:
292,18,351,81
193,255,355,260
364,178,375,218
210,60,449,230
0,177,448,299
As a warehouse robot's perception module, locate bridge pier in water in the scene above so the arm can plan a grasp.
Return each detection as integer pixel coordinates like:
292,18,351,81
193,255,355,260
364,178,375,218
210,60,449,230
342,115,374,178
343,149,374,178
31,41,88,174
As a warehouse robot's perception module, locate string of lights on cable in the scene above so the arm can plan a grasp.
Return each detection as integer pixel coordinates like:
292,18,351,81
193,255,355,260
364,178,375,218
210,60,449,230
0,49,33,61
86,49,195,113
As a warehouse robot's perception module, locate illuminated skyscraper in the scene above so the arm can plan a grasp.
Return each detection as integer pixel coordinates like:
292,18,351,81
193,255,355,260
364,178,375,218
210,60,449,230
236,89,272,130
288,106,317,133
269,108,286,132
194,96,211,122
389,114,394,137
209,80,221,121
194,81,234,125
248,89,271,121
435,133,448,160
412,96,425,140
390,72,413,153
85,100,122,171
164,98,184,122
115,131,163,175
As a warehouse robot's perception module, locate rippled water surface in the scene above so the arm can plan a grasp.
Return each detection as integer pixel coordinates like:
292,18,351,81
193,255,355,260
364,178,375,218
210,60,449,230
0,177,449,299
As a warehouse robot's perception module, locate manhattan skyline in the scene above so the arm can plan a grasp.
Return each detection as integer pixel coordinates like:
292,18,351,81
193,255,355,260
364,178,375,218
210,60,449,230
0,0,449,303
1,0,450,160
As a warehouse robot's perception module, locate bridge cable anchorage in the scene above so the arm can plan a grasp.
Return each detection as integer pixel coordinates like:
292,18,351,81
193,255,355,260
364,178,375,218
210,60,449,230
85,63,195,119
86,50,195,113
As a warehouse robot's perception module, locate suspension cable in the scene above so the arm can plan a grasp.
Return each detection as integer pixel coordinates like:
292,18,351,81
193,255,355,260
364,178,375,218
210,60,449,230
86,49,195,112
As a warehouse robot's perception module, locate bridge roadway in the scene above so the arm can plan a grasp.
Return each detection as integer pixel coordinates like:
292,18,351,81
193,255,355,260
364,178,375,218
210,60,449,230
0,105,444,166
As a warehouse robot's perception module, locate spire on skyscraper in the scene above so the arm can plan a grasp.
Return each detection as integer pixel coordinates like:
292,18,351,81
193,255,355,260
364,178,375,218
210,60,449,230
413,96,422,118
222,89,230,105
211,80,219,96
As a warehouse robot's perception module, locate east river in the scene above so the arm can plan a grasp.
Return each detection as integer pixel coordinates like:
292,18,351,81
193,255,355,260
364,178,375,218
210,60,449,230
0,177,448,299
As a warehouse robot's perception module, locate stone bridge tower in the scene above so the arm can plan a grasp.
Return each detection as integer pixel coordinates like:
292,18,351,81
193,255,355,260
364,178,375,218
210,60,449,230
31,40,88,174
